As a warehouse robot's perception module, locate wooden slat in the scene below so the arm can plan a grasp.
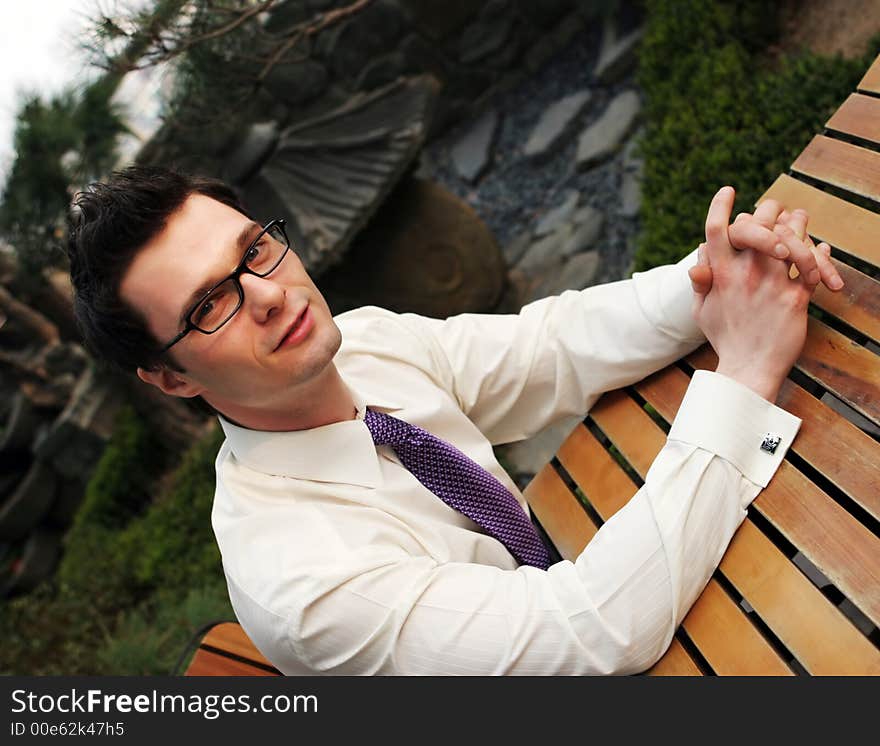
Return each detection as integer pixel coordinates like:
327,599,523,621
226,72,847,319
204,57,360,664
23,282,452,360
185,648,281,676
523,463,597,562
811,259,880,346
760,174,880,269
632,363,880,631
528,433,705,675
799,316,880,427
557,422,638,516
721,520,880,675
686,346,880,523
825,93,880,145
584,380,880,674
681,579,793,676
646,638,703,676
858,53,880,94
791,134,880,202
558,406,880,674
556,420,792,676
200,622,278,670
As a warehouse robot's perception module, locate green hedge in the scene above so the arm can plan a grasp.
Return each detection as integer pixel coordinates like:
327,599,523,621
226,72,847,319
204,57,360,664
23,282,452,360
636,0,880,270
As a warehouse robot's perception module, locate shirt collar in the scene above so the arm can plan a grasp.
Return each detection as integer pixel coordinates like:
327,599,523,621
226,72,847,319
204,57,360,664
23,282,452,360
217,374,401,488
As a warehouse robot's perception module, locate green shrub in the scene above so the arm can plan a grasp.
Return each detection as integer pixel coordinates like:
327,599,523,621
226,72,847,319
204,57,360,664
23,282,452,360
636,0,880,270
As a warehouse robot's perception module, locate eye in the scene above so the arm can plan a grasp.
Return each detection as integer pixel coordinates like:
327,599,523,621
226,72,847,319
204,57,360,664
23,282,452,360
245,243,262,263
194,298,215,320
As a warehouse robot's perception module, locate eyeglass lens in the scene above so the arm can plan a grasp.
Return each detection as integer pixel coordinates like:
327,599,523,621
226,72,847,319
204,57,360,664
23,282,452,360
190,224,288,332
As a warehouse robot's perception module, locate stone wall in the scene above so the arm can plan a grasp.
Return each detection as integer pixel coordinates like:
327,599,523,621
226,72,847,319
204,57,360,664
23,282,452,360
265,0,604,137
143,0,609,176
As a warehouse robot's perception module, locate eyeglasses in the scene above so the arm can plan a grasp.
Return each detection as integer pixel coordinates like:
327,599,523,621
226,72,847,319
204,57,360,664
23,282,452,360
159,219,291,352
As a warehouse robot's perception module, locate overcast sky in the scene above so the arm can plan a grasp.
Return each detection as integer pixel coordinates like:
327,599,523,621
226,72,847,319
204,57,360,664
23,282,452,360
0,2,96,183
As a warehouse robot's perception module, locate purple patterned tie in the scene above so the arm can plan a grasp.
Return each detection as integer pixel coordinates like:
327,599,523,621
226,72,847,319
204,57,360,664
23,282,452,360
363,409,551,570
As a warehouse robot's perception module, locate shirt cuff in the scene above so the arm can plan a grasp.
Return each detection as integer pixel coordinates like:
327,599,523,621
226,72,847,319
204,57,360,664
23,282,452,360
631,248,704,344
668,370,802,487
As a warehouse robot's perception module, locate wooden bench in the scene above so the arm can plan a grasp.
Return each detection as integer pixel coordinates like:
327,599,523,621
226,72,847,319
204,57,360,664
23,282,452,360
184,54,880,676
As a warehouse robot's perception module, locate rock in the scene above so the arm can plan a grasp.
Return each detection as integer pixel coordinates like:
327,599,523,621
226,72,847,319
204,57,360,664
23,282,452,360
514,0,571,30
399,0,474,41
263,0,311,33
501,414,584,476
321,0,405,79
525,35,559,74
459,15,514,65
0,393,42,463
552,13,585,48
622,129,644,171
576,90,641,169
33,368,122,481
481,0,511,20
528,250,600,300
0,461,57,542
262,59,328,108
534,190,579,237
524,90,592,160
562,207,605,253
355,52,407,90
451,110,500,183
41,342,88,379
399,33,449,78
594,26,644,84
222,122,279,185
619,171,642,218
503,232,533,267
517,224,574,274
2,527,62,598
46,476,87,526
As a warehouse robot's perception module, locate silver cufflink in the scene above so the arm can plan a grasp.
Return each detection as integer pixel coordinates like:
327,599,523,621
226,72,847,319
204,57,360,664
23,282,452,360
760,434,782,454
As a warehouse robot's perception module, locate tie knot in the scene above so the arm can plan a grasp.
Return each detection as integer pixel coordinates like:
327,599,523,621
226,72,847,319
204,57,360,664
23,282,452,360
364,408,423,447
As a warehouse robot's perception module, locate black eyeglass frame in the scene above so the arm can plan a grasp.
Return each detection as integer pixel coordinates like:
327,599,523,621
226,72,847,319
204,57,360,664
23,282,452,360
158,218,291,352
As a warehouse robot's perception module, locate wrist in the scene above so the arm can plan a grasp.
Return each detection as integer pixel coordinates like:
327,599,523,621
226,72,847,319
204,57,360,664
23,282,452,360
714,361,781,402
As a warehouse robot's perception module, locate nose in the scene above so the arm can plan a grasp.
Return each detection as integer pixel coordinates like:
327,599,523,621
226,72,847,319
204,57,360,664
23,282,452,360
239,272,285,323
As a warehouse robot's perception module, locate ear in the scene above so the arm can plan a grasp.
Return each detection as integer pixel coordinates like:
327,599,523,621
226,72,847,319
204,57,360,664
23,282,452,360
136,366,204,398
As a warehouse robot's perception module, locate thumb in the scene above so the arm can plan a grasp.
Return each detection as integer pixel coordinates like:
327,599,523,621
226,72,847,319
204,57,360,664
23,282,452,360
688,243,712,296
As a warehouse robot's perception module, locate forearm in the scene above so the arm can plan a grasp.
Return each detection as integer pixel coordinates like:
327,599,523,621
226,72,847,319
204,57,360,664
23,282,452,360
410,249,706,445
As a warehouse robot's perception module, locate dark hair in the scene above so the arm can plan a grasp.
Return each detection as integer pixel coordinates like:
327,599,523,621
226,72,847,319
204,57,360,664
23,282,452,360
67,165,252,374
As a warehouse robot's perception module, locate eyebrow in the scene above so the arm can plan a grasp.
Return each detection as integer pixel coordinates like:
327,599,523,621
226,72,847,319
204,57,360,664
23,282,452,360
176,220,262,326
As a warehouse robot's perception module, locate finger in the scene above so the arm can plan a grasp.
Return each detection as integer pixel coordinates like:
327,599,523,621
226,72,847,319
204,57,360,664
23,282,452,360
689,242,712,298
783,208,808,241
753,198,785,228
704,186,736,262
688,264,713,295
814,242,844,291
728,218,788,258
774,223,820,286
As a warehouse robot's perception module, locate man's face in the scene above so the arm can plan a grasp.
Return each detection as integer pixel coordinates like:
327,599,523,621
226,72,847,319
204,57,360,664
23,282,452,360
120,193,342,412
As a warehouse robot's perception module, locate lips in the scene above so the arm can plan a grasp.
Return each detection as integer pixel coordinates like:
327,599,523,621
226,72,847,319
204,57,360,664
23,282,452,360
274,305,310,351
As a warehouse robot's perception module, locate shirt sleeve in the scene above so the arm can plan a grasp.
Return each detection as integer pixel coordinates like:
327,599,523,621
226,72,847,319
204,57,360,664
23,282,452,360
403,249,706,445
236,371,801,676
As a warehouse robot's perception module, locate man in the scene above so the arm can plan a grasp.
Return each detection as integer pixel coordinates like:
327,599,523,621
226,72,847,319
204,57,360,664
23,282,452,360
67,166,841,675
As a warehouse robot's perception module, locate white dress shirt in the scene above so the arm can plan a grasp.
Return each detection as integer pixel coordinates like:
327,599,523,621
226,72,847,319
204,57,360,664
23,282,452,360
211,251,802,675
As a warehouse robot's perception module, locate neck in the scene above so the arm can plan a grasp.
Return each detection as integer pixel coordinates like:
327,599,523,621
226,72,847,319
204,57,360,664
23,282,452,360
207,363,357,432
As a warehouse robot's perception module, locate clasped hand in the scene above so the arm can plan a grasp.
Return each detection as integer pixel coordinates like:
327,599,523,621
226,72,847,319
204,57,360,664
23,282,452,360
687,186,843,402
